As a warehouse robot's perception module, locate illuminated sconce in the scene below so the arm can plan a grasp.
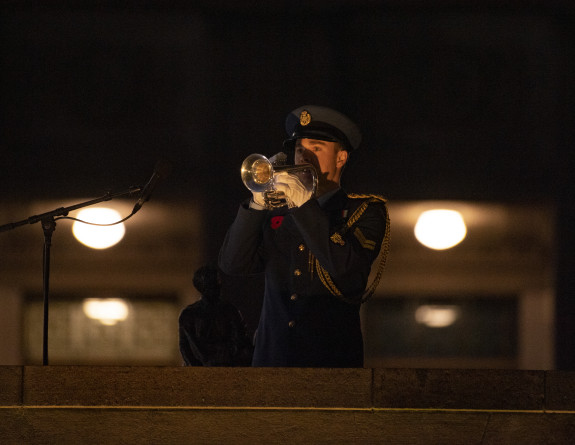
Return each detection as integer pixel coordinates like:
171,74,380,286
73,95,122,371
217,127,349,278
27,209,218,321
72,208,125,249
414,209,467,250
83,298,129,326
415,304,460,328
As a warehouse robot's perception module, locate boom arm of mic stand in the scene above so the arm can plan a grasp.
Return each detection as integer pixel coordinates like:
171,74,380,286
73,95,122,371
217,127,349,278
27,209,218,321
0,185,142,233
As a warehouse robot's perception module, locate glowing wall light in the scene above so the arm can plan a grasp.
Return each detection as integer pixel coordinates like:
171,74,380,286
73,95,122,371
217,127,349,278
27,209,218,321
83,298,129,326
415,304,460,328
72,208,125,249
414,209,467,250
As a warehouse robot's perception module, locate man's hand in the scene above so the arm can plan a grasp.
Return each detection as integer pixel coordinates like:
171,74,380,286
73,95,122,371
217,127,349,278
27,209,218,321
251,190,267,208
273,171,313,208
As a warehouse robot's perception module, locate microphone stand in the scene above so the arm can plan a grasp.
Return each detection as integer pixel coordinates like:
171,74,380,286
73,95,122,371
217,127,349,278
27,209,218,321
0,186,142,365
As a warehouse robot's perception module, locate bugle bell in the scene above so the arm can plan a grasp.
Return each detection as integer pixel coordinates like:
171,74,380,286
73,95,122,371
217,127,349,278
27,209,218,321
241,153,318,208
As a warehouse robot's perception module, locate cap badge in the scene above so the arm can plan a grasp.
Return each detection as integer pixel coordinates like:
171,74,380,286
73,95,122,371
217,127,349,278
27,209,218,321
299,110,311,126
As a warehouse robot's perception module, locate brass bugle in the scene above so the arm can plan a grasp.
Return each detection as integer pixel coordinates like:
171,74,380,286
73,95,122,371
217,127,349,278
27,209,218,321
241,153,318,194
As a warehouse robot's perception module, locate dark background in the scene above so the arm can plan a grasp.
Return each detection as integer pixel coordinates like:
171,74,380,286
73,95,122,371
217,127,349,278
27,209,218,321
1,1,574,368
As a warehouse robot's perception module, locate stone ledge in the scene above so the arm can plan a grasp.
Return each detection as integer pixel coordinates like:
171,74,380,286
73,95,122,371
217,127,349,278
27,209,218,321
0,366,573,411
546,370,575,411
0,366,21,405
1,408,574,444
373,368,545,410
2,367,574,444
22,366,372,408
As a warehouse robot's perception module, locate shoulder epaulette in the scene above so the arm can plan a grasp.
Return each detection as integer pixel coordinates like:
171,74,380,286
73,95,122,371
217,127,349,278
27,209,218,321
347,193,387,202
330,194,387,245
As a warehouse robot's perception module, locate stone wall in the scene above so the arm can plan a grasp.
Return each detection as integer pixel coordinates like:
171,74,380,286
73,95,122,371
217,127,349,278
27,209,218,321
1,366,574,443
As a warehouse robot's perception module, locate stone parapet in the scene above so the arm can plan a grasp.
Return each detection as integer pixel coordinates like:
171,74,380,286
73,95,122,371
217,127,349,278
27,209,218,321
1,366,574,444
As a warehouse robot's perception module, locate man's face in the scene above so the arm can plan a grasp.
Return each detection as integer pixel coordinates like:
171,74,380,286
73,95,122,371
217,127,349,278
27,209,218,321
294,138,348,186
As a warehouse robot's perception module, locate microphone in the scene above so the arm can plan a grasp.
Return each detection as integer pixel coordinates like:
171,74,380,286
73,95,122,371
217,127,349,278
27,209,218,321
132,159,172,214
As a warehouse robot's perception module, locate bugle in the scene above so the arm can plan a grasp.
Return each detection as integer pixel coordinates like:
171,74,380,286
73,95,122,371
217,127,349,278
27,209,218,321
241,153,317,208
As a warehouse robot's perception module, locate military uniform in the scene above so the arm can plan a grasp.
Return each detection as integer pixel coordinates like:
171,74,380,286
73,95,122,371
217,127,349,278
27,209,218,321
219,105,389,367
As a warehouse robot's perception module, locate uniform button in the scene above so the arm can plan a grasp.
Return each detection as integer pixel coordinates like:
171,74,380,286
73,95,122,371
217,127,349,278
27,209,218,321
298,244,305,251
294,269,302,276
290,294,298,301
288,320,296,328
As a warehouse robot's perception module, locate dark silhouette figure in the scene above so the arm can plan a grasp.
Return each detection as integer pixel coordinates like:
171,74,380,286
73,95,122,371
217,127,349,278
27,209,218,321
179,265,253,366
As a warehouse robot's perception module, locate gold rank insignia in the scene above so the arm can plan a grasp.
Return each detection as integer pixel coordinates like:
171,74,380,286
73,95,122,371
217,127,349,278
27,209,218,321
299,110,311,126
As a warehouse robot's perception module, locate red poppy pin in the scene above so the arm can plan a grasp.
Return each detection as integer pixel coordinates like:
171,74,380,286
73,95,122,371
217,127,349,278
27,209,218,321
270,216,284,229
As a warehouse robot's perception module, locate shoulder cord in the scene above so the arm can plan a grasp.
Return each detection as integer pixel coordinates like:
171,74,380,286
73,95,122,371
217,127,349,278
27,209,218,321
315,194,391,305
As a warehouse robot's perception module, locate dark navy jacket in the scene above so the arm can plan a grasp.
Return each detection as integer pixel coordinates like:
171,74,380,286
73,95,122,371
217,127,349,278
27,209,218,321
219,189,387,367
